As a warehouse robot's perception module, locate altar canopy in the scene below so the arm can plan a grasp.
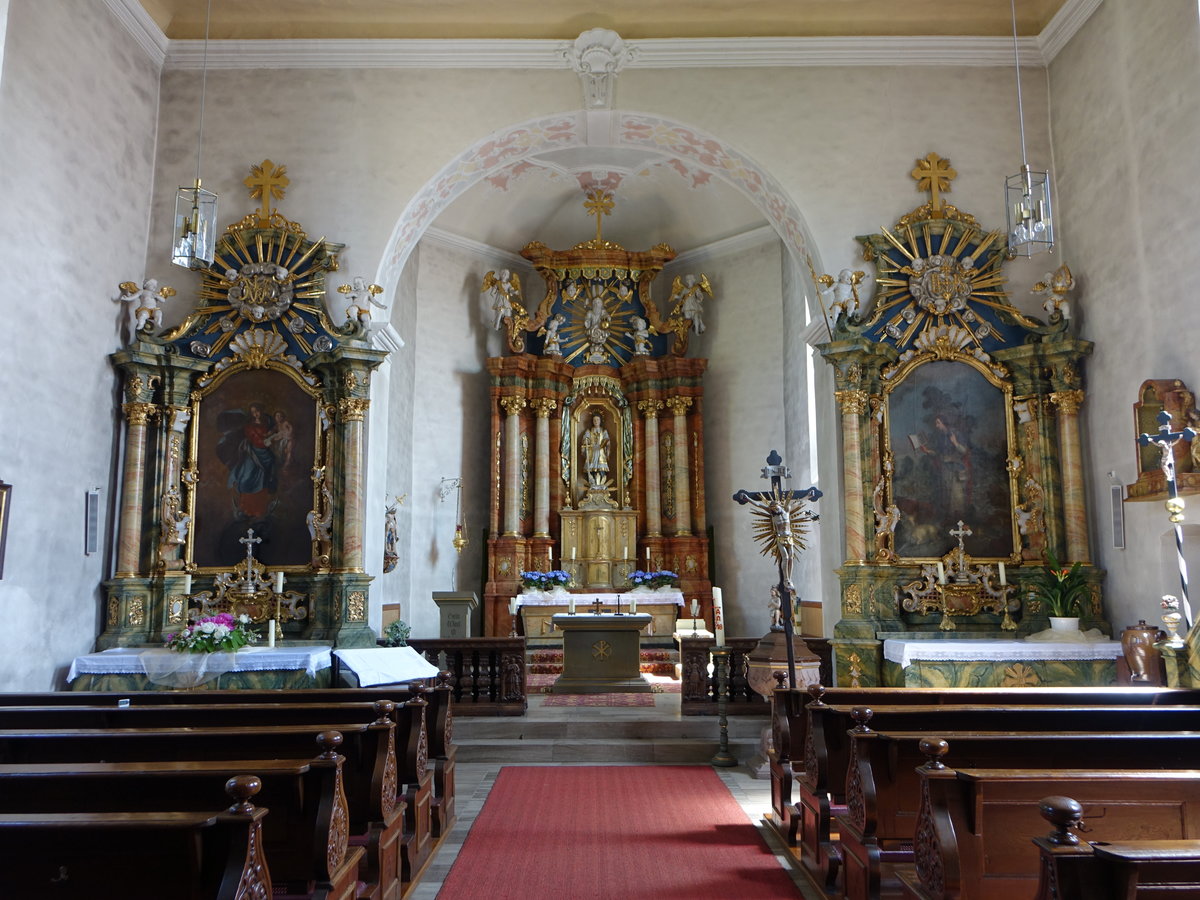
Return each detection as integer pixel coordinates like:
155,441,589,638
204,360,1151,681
481,192,714,634
818,153,1107,686
101,161,387,651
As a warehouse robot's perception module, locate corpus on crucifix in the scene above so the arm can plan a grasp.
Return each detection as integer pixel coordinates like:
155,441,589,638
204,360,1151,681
732,450,822,688
1139,410,1197,628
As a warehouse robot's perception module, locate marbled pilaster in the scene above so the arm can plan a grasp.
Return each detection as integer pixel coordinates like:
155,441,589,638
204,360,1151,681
666,396,693,536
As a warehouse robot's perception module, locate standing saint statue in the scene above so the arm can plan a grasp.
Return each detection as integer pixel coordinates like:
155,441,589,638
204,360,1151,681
581,414,610,487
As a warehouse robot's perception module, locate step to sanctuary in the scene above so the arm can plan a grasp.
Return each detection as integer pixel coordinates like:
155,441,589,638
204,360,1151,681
527,647,677,677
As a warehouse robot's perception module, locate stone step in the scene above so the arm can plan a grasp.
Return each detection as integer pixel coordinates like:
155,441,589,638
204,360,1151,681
456,717,763,742
455,737,761,765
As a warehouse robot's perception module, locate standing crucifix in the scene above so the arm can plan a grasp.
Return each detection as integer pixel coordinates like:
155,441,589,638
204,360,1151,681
732,450,822,688
239,529,263,583
1139,410,1197,628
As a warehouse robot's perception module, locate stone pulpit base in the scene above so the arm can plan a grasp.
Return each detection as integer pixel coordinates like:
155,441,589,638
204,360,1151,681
550,613,653,693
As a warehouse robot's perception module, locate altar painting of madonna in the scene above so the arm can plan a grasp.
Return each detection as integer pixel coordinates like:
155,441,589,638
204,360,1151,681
192,368,317,569
887,360,1014,559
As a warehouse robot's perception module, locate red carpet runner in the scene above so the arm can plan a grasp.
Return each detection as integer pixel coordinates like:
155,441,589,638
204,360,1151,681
437,766,803,899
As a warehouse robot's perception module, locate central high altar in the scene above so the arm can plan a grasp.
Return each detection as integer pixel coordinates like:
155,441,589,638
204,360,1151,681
481,192,713,635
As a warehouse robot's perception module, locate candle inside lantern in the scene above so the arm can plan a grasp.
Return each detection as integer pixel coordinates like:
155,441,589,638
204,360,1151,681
998,562,1007,586
712,587,726,647
268,619,276,648
182,574,192,596
273,571,284,594
937,562,946,584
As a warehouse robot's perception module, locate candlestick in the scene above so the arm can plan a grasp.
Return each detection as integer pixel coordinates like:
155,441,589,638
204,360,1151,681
712,587,726,647
273,571,284,594
998,562,1007,586
268,619,276,648
182,574,192,596
937,562,946,584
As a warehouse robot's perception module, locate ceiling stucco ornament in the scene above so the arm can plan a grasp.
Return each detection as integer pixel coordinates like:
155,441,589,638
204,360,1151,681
561,29,639,110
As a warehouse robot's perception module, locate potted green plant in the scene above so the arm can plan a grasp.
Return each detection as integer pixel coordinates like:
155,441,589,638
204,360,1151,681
1029,550,1089,630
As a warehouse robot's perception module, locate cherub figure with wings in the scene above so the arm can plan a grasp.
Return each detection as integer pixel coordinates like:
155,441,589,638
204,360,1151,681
115,277,177,341
338,276,386,324
816,268,871,321
669,273,713,334
481,268,530,352
1032,263,1075,321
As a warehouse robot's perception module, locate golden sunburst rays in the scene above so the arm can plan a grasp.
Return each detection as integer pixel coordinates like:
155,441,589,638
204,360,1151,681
557,280,639,366
747,488,818,569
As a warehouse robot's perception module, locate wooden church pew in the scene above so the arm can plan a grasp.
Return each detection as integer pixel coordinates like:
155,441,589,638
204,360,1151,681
838,731,1200,900
897,754,1200,900
0,773,271,900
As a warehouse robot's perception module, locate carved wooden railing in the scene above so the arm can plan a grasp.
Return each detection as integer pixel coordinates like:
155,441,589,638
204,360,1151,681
408,638,526,716
678,636,769,716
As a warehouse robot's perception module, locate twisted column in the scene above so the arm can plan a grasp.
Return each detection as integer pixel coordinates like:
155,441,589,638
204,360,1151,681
338,397,371,570
835,389,869,563
116,401,156,576
499,396,527,536
639,400,664,536
1050,390,1090,563
666,396,693,536
530,398,557,538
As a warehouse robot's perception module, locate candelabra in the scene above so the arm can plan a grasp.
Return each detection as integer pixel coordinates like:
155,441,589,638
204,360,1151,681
710,647,737,767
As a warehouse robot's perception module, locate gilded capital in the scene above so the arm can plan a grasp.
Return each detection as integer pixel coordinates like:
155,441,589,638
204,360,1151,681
122,401,157,426
834,389,869,415
637,399,664,418
664,396,693,416
530,398,558,418
338,397,371,421
1049,390,1085,415
499,396,527,416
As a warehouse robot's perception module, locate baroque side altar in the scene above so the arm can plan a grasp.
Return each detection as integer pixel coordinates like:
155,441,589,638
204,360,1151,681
481,191,714,635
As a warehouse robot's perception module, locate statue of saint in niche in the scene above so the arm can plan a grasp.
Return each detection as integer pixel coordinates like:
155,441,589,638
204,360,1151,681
581,414,610,488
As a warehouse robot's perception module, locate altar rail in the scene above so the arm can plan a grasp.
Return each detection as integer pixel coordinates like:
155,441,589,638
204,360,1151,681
678,637,769,716
408,638,527,716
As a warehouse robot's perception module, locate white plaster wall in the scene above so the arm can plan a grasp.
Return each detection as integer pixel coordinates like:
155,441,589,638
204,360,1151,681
1049,0,1200,629
0,0,160,689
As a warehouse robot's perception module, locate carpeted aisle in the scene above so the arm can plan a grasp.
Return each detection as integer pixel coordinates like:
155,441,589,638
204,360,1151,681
436,766,803,899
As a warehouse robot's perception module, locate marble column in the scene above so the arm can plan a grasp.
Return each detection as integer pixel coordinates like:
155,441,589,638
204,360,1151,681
666,396,693,536
116,401,156,576
530,398,557,538
339,397,371,571
639,400,664,537
500,396,527,537
1050,389,1090,563
835,389,869,564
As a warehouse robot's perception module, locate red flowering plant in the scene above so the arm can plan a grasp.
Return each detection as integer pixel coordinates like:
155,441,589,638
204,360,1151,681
1029,550,1089,618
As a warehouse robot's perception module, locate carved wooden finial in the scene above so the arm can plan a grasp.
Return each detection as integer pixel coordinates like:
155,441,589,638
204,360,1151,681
918,737,950,769
851,706,874,732
373,699,396,725
225,774,262,814
317,730,344,759
1039,795,1084,846
807,682,827,704
773,671,787,688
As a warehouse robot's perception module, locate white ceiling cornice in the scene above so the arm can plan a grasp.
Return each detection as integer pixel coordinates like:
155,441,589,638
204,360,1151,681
112,0,1102,72
1038,0,1104,62
422,227,530,271
668,225,779,269
104,0,168,68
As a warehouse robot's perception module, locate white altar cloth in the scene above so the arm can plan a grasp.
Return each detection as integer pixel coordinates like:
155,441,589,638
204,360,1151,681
68,645,332,688
333,647,440,687
883,638,1123,669
517,590,683,607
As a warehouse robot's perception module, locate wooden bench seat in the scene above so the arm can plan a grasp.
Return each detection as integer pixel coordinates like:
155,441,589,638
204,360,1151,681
838,730,1200,900
797,704,1200,892
0,774,271,900
899,756,1200,900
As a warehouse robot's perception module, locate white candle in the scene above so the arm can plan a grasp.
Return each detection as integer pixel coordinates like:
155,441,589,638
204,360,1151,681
712,587,726,647
568,596,576,614
622,545,627,560
182,574,192,596
645,547,651,563
273,571,284,594
571,547,576,560
268,619,276,648
629,596,637,614
509,597,518,615
691,598,700,617
998,562,1007,586
937,562,946,584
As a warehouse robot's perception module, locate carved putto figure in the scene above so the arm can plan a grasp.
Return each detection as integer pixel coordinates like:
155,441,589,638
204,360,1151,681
1032,263,1075,320
817,268,868,320
669,273,713,334
116,278,177,340
541,314,565,357
632,316,652,355
338,276,386,324
483,268,521,330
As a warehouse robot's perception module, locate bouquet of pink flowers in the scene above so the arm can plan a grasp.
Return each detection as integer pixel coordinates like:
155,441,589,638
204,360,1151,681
165,613,257,653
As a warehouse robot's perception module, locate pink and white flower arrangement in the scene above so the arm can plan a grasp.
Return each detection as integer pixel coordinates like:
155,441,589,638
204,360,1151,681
165,613,257,653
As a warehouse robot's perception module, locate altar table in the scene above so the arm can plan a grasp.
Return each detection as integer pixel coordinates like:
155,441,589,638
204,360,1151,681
549,613,654,693
333,646,440,687
881,638,1123,688
67,645,333,691
519,591,682,642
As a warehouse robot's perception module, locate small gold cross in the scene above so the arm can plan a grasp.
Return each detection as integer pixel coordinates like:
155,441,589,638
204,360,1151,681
910,152,957,217
244,159,290,222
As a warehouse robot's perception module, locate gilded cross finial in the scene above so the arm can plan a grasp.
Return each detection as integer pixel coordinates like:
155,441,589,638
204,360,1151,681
244,159,290,223
584,189,615,242
911,152,957,218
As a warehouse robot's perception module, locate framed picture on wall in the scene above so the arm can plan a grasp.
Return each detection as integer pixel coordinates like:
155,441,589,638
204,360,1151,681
0,480,10,579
